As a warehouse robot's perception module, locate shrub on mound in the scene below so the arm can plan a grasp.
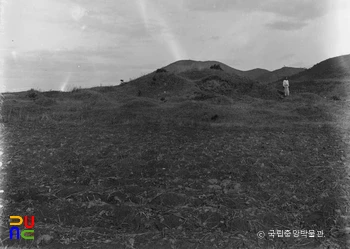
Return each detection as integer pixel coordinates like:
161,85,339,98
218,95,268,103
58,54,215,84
26,89,40,100
210,64,223,71
156,68,167,73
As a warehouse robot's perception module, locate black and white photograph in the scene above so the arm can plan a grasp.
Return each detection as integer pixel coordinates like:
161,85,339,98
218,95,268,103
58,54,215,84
1,0,350,248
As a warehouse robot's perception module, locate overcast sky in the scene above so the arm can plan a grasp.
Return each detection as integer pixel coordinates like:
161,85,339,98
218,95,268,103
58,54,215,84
1,0,350,92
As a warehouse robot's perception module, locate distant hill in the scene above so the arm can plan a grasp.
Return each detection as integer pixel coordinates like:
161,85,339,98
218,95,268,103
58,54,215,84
243,68,271,80
164,60,246,78
164,60,272,80
289,54,350,81
119,61,281,101
256,67,306,83
163,60,304,83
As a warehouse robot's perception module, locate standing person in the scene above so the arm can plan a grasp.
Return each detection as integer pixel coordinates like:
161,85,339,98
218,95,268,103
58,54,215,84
283,77,290,97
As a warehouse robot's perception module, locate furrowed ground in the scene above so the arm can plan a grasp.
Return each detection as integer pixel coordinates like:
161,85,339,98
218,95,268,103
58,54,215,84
0,84,349,248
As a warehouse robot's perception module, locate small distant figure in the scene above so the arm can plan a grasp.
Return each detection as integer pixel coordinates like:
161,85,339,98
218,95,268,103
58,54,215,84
283,77,290,97
138,90,142,96
120,79,124,84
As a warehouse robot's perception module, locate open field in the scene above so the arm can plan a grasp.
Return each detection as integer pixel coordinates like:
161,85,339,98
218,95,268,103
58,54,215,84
0,79,350,248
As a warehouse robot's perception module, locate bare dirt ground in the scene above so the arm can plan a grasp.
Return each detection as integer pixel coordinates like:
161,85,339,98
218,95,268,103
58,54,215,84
0,86,349,249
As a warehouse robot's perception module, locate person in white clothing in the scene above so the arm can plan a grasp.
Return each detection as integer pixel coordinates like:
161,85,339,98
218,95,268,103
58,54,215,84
283,77,289,97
